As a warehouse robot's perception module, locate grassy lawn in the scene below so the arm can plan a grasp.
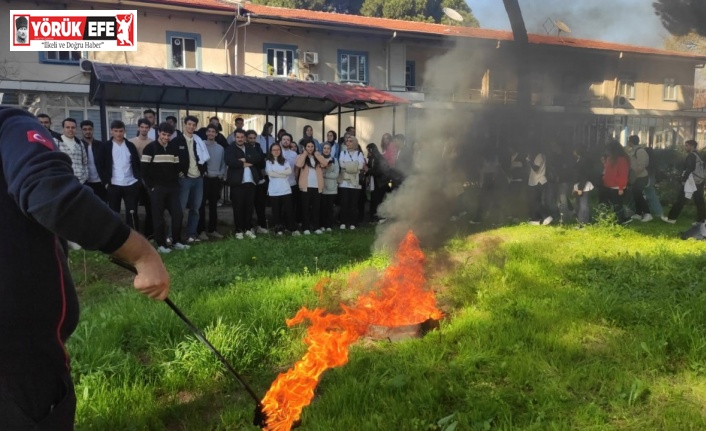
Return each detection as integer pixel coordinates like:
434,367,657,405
68,218,706,430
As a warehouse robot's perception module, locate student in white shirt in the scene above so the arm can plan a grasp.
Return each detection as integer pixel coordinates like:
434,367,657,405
337,136,366,230
265,143,299,235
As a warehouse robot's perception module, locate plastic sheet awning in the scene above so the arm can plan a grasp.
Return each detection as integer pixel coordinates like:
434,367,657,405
88,62,408,120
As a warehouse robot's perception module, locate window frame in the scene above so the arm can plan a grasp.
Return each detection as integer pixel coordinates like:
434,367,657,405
166,31,202,70
405,61,416,90
338,49,369,84
618,78,636,100
263,43,298,78
38,51,82,65
663,78,678,101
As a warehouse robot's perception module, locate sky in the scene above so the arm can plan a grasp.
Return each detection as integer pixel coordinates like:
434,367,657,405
467,0,669,48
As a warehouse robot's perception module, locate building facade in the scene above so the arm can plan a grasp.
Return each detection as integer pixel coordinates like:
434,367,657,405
1,0,705,147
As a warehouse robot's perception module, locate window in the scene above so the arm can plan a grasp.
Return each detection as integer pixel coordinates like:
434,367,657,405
39,51,81,64
166,32,201,70
405,61,416,90
618,79,636,99
663,78,677,101
263,44,296,78
338,50,368,83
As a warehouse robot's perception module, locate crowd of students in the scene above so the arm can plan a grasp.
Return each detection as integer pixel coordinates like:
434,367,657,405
37,110,413,253
464,134,706,229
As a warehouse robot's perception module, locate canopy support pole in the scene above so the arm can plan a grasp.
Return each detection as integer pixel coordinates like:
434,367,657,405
186,89,190,115
353,108,357,130
265,96,270,151
100,98,107,142
392,105,396,136
337,105,342,141
321,117,325,145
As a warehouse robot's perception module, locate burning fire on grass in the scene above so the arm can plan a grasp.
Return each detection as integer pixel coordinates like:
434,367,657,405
260,231,443,431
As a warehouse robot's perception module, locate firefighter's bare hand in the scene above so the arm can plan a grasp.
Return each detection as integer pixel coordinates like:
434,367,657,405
133,254,170,300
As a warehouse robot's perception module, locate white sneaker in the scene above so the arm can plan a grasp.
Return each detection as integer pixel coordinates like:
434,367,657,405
198,232,210,241
277,231,283,236
245,230,257,239
292,231,301,236
257,226,268,234
67,241,82,251
326,228,332,232
157,246,172,254
528,221,541,226
340,224,346,230
303,230,311,235
378,218,387,224
314,229,323,234
235,232,244,240
641,213,653,222
631,214,643,220
173,242,190,250
349,225,356,230
208,231,224,239
542,216,553,226
661,215,676,224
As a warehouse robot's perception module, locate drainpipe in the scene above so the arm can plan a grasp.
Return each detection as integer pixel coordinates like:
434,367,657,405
234,3,252,76
385,31,397,91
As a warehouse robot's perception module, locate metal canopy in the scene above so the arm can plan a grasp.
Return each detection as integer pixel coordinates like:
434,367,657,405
88,62,408,120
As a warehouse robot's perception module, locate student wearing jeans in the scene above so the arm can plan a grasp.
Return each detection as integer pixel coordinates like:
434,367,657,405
198,125,226,240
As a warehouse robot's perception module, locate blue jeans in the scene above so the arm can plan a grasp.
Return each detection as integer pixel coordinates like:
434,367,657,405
644,174,663,217
179,176,204,237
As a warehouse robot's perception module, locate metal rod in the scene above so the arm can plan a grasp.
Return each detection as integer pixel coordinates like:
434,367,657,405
108,258,263,405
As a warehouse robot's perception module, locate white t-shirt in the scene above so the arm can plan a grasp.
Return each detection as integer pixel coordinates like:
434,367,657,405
306,156,318,189
236,144,255,185
111,141,138,186
338,149,365,189
282,148,298,187
266,160,292,196
528,153,547,186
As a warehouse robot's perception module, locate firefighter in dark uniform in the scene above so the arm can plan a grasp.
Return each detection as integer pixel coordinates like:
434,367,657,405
0,107,170,430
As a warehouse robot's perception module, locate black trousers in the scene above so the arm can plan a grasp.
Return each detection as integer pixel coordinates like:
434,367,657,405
291,186,302,224
0,370,76,430
107,182,140,230
320,193,336,228
605,188,629,223
300,188,321,230
231,183,256,233
85,181,107,203
150,185,184,247
369,182,388,221
138,182,153,237
254,181,268,229
528,183,547,222
270,194,297,232
668,182,706,222
198,177,222,233
339,187,360,226
632,176,650,216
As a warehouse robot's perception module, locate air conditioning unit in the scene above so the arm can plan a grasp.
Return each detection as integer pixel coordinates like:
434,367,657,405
303,51,319,65
614,96,630,107
79,58,92,73
305,73,320,82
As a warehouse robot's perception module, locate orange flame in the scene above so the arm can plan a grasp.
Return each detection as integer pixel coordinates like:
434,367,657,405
261,231,443,430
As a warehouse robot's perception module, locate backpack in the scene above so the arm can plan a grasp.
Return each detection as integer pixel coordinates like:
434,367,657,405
641,147,658,177
692,153,705,185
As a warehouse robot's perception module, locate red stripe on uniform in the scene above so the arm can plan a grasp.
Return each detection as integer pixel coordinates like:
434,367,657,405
53,236,70,370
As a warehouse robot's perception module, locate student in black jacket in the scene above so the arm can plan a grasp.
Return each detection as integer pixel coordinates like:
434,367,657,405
96,120,142,230
141,122,188,253
225,129,263,239
664,139,706,224
80,119,107,202
0,107,169,430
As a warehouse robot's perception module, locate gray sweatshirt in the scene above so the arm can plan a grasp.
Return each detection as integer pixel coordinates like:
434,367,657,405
205,141,226,178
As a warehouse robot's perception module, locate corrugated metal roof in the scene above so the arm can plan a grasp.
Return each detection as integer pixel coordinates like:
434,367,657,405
88,62,408,119
137,0,706,62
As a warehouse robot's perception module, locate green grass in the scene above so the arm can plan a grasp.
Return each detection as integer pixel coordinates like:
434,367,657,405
68,220,706,430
